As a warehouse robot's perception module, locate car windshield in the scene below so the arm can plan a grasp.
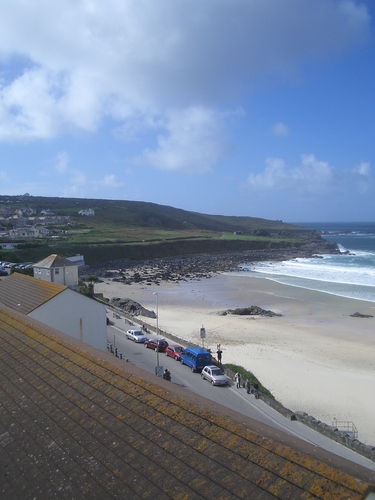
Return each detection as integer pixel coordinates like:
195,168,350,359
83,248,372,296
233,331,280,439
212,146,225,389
211,369,223,376
134,332,143,336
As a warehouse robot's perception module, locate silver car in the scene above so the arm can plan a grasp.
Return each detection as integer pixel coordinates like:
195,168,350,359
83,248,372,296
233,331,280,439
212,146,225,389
201,365,229,386
126,329,148,343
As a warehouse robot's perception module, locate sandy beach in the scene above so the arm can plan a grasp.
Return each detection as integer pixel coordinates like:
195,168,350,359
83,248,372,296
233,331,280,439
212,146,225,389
95,272,375,446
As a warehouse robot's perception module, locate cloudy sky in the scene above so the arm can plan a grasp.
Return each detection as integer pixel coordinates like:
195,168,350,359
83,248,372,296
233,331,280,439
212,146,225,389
1,0,374,222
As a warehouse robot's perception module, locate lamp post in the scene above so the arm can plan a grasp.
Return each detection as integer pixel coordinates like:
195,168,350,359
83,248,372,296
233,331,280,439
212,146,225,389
153,292,161,375
153,292,159,337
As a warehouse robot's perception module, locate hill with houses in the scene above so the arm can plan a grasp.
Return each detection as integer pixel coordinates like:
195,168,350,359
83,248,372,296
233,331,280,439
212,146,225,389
0,194,333,265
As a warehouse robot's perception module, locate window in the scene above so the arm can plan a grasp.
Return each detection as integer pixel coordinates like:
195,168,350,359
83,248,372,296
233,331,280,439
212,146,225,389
55,268,59,275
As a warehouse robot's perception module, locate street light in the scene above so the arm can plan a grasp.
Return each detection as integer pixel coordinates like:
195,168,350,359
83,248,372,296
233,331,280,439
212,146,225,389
153,292,162,376
153,292,159,336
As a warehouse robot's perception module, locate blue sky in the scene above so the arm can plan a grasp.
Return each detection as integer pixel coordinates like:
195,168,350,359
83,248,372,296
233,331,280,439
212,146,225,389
1,0,375,222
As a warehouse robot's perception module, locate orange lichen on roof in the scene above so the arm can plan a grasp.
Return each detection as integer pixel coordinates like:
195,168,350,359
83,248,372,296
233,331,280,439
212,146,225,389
0,272,66,314
0,305,373,499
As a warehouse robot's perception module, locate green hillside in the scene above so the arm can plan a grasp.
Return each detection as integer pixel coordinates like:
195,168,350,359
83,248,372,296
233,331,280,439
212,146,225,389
0,195,319,264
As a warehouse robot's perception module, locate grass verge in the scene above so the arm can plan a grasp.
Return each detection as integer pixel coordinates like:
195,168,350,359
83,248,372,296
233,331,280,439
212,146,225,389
225,363,275,400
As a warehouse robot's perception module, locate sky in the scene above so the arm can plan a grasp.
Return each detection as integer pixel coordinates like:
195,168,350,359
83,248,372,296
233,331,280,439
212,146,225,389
1,0,375,222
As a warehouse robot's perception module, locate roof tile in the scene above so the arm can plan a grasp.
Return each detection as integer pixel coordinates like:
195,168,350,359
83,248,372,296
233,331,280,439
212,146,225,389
0,272,66,313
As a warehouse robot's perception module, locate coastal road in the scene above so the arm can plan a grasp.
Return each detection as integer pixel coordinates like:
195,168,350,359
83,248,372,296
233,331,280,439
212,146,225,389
107,320,375,472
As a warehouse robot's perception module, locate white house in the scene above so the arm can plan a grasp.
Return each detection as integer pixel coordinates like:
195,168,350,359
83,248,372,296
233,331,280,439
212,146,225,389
78,208,95,216
0,272,107,351
33,254,79,287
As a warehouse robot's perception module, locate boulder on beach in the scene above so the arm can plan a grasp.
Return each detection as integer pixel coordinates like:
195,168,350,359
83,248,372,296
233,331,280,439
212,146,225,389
220,305,282,317
350,312,374,318
110,297,156,318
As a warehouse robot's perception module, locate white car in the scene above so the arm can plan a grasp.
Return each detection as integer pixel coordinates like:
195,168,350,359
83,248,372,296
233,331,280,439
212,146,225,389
201,365,229,386
126,329,148,343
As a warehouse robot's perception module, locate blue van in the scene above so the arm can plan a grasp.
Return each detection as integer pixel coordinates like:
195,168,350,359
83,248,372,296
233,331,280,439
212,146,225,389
180,347,212,372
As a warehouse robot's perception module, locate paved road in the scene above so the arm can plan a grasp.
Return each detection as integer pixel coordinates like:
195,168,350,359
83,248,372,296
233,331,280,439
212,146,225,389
107,317,375,472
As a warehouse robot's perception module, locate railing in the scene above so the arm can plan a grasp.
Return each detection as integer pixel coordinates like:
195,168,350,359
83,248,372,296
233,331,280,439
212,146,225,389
332,418,358,439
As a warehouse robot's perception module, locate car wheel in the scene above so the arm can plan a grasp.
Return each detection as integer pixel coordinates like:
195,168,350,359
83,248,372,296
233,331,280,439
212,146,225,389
211,380,215,385
201,373,204,378
174,356,178,360
144,343,148,348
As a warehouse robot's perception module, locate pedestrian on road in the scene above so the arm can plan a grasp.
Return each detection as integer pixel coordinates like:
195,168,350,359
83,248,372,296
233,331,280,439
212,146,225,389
245,379,251,394
235,372,241,388
253,383,259,399
217,349,223,364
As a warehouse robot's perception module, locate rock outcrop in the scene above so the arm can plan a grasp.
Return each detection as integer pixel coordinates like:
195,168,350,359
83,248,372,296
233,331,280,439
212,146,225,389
110,297,156,318
350,312,374,318
220,306,282,317
84,240,340,287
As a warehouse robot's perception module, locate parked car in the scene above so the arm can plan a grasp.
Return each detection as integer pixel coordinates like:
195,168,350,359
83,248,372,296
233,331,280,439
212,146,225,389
201,365,229,386
144,338,169,352
0,268,8,276
126,329,148,343
165,344,185,361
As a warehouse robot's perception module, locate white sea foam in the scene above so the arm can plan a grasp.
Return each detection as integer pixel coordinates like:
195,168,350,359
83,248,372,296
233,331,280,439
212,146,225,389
229,222,375,302
231,251,375,302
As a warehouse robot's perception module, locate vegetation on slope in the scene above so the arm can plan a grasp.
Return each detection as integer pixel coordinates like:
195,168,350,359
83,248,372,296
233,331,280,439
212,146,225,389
0,195,320,265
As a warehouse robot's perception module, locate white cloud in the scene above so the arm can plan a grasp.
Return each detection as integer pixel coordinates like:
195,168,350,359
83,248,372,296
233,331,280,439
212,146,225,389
55,151,69,174
247,154,335,194
140,107,229,173
351,161,371,176
92,175,122,188
271,122,290,137
247,154,374,196
48,151,123,195
0,0,370,143
0,170,8,181
349,161,372,193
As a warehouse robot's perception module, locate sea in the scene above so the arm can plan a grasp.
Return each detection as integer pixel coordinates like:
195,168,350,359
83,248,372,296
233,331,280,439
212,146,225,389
233,222,375,303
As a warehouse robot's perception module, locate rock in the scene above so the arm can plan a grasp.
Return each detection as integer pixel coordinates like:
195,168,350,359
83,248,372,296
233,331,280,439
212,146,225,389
82,240,340,287
223,305,282,317
350,312,374,318
110,297,156,318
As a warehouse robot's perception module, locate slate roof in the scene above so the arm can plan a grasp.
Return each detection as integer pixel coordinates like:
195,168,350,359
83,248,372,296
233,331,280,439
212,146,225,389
0,305,374,499
0,272,66,314
33,253,76,269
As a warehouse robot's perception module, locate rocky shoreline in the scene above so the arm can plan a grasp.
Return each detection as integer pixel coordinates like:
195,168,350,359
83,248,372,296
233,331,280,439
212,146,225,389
82,239,339,286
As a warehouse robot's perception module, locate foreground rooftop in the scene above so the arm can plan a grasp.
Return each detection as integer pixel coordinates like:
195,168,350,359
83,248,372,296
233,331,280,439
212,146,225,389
0,304,374,499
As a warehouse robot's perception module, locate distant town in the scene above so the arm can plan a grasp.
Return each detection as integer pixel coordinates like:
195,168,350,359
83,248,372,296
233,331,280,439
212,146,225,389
0,199,95,244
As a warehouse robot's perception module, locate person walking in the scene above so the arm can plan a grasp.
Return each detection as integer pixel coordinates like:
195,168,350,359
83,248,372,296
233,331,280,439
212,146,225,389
217,348,223,364
245,378,251,394
235,372,241,388
253,383,259,399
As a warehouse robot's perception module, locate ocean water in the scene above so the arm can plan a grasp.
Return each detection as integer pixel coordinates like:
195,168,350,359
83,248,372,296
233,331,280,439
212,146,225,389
232,222,375,302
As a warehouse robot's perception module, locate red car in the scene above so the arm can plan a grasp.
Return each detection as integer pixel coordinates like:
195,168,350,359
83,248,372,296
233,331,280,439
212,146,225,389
144,338,169,352
165,344,185,361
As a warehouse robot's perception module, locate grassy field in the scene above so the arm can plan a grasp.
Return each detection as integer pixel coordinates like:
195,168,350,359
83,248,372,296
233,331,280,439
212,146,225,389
0,195,315,264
